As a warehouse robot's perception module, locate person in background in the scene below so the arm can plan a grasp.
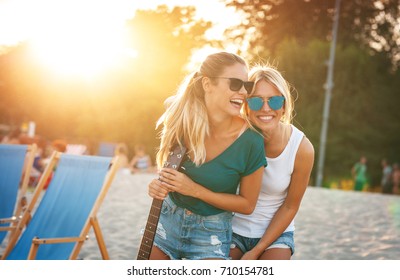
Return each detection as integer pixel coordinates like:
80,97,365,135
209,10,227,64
129,144,154,173
114,143,130,171
381,158,393,194
391,163,400,195
1,128,21,144
40,139,67,190
147,52,266,260
352,156,368,191
40,139,67,168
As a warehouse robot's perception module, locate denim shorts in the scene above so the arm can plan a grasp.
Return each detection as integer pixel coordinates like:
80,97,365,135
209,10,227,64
231,231,295,256
153,196,232,260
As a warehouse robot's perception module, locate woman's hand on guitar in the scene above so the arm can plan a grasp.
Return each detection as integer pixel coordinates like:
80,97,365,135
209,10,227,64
159,168,200,198
148,179,169,200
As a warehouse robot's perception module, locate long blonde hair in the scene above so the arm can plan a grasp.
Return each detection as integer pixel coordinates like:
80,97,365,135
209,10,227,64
156,52,248,168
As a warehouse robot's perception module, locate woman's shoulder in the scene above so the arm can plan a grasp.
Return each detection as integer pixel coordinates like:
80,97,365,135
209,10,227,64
296,135,314,162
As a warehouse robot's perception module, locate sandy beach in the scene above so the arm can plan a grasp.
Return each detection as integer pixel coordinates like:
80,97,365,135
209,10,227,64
2,170,400,260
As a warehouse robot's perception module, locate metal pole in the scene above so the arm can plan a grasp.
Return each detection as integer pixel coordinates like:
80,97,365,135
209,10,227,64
315,0,341,187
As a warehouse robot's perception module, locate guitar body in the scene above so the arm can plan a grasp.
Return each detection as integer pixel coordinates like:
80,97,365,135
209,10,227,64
137,145,187,260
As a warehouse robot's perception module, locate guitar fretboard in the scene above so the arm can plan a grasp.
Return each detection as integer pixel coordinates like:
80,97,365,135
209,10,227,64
137,198,163,260
136,145,187,260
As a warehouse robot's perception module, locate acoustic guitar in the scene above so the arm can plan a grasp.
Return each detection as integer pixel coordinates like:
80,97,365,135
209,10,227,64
137,145,187,260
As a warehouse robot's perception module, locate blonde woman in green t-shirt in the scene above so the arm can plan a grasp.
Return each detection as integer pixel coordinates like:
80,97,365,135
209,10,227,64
147,52,266,260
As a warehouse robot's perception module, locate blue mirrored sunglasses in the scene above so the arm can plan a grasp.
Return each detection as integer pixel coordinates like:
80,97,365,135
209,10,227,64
247,96,285,111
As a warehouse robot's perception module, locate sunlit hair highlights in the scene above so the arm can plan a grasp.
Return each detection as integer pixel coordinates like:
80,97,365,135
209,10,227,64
156,52,248,168
244,64,294,125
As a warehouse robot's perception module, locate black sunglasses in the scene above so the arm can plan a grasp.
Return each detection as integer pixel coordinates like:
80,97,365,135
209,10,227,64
209,77,254,94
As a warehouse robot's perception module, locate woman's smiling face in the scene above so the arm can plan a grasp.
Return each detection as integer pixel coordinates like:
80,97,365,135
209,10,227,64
247,79,285,132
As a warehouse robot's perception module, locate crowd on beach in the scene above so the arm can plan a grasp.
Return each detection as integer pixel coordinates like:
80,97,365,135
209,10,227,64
351,156,400,195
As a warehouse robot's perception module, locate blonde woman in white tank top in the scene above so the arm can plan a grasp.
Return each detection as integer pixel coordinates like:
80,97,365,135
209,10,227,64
228,65,314,260
148,64,314,260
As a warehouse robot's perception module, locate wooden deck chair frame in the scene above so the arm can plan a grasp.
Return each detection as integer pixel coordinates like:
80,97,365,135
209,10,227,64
1,152,121,260
0,144,37,245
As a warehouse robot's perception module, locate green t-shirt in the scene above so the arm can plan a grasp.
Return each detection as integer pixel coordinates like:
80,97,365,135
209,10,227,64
169,128,267,216
354,162,367,182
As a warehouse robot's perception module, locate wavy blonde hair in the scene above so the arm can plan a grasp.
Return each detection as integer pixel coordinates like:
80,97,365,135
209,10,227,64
156,52,248,168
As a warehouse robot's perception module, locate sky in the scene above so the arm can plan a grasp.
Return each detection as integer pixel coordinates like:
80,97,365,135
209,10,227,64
0,0,241,46
0,0,241,76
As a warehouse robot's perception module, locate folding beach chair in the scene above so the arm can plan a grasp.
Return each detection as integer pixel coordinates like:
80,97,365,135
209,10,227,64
1,152,120,260
0,144,36,246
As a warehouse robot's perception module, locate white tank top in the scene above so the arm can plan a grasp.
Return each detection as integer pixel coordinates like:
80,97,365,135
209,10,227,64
232,125,304,238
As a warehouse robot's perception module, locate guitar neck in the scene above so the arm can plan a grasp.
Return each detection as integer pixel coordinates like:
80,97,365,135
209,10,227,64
137,198,163,260
136,145,187,260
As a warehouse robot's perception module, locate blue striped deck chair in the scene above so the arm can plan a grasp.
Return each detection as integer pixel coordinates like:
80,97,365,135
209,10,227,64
0,144,36,246
97,142,117,157
2,152,120,260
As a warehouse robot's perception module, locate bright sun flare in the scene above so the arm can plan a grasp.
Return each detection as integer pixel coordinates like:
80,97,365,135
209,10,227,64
1,0,241,78
31,25,132,79
12,0,138,79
